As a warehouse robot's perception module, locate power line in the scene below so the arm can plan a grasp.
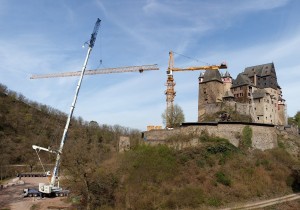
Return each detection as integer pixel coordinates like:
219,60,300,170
172,51,209,65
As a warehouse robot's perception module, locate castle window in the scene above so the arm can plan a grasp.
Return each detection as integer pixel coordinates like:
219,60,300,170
240,87,242,90
257,117,260,120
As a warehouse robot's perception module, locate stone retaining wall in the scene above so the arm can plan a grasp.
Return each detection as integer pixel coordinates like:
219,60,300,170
142,123,277,151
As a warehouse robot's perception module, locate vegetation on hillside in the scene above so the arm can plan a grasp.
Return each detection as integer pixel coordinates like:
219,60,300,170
64,131,299,209
203,108,253,122
0,83,139,181
1,82,300,209
288,111,300,128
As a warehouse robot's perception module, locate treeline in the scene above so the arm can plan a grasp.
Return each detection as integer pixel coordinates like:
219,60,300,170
0,82,140,180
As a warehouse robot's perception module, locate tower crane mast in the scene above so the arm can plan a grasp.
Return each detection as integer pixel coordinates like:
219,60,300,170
165,51,227,128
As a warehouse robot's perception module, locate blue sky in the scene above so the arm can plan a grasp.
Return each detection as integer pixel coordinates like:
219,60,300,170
0,0,299,130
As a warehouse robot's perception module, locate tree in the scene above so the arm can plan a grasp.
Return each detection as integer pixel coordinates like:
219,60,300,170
288,111,300,127
162,104,185,128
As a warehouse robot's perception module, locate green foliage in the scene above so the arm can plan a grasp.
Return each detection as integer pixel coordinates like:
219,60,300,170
124,145,177,184
215,171,232,186
240,125,252,149
288,111,300,127
207,197,222,207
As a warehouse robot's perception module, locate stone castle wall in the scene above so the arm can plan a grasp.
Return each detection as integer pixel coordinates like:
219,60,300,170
143,123,277,151
198,101,252,122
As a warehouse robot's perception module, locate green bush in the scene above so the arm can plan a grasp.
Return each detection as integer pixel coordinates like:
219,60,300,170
240,125,252,149
207,197,222,207
215,171,231,186
125,145,177,184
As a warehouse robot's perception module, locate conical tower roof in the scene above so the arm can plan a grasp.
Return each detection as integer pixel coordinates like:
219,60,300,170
202,70,222,83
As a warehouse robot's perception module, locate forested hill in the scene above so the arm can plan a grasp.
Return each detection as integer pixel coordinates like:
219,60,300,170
0,83,140,179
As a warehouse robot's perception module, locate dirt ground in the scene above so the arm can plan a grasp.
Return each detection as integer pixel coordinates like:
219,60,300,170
0,177,72,210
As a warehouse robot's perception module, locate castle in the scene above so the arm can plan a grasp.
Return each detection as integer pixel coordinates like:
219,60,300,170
198,63,287,125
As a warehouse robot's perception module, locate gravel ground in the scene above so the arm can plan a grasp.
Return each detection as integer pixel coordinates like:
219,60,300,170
0,177,72,210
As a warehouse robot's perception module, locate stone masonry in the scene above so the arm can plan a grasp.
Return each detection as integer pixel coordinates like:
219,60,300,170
142,123,277,151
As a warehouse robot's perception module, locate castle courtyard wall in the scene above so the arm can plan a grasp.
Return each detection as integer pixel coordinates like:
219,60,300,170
143,123,277,151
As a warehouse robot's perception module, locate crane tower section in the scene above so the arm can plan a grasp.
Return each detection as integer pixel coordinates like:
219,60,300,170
165,51,227,128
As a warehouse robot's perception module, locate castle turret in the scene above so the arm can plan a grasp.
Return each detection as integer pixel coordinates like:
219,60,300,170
222,71,232,94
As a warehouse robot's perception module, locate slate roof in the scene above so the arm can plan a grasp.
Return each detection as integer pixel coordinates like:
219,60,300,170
252,89,266,99
202,70,223,83
244,63,274,77
231,73,252,88
222,71,231,78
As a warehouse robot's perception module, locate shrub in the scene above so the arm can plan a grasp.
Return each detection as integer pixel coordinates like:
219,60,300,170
215,171,231,186
240,125,252,149
125,145,177,184
165,187,205,208
207,197,222,207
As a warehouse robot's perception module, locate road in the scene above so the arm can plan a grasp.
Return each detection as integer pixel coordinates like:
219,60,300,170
221,193,300,210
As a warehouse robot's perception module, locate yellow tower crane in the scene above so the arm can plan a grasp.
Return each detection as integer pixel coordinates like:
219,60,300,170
165,51,227,128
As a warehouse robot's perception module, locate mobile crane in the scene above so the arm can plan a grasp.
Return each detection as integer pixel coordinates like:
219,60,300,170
165,51,227,128
23,18,101,198
23,18,159,198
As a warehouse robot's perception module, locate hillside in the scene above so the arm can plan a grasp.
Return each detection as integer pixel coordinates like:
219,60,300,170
1,83,300,209
62,132,300,209
0,83,139,180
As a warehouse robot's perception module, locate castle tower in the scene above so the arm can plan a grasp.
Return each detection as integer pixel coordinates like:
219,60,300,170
198,70,224,122
222,71,232,94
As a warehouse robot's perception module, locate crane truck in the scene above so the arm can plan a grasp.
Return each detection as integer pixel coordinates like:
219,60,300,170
23,18,101,198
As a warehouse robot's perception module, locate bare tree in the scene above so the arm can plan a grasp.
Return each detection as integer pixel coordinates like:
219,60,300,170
162,104,185,128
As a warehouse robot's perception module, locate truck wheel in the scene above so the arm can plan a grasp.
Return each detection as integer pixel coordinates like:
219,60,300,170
60,193,64,197
55,193,59,197
28,194,33,197
33,194,37,197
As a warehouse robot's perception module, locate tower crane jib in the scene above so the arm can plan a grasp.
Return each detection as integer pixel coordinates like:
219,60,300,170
30,64,159,79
